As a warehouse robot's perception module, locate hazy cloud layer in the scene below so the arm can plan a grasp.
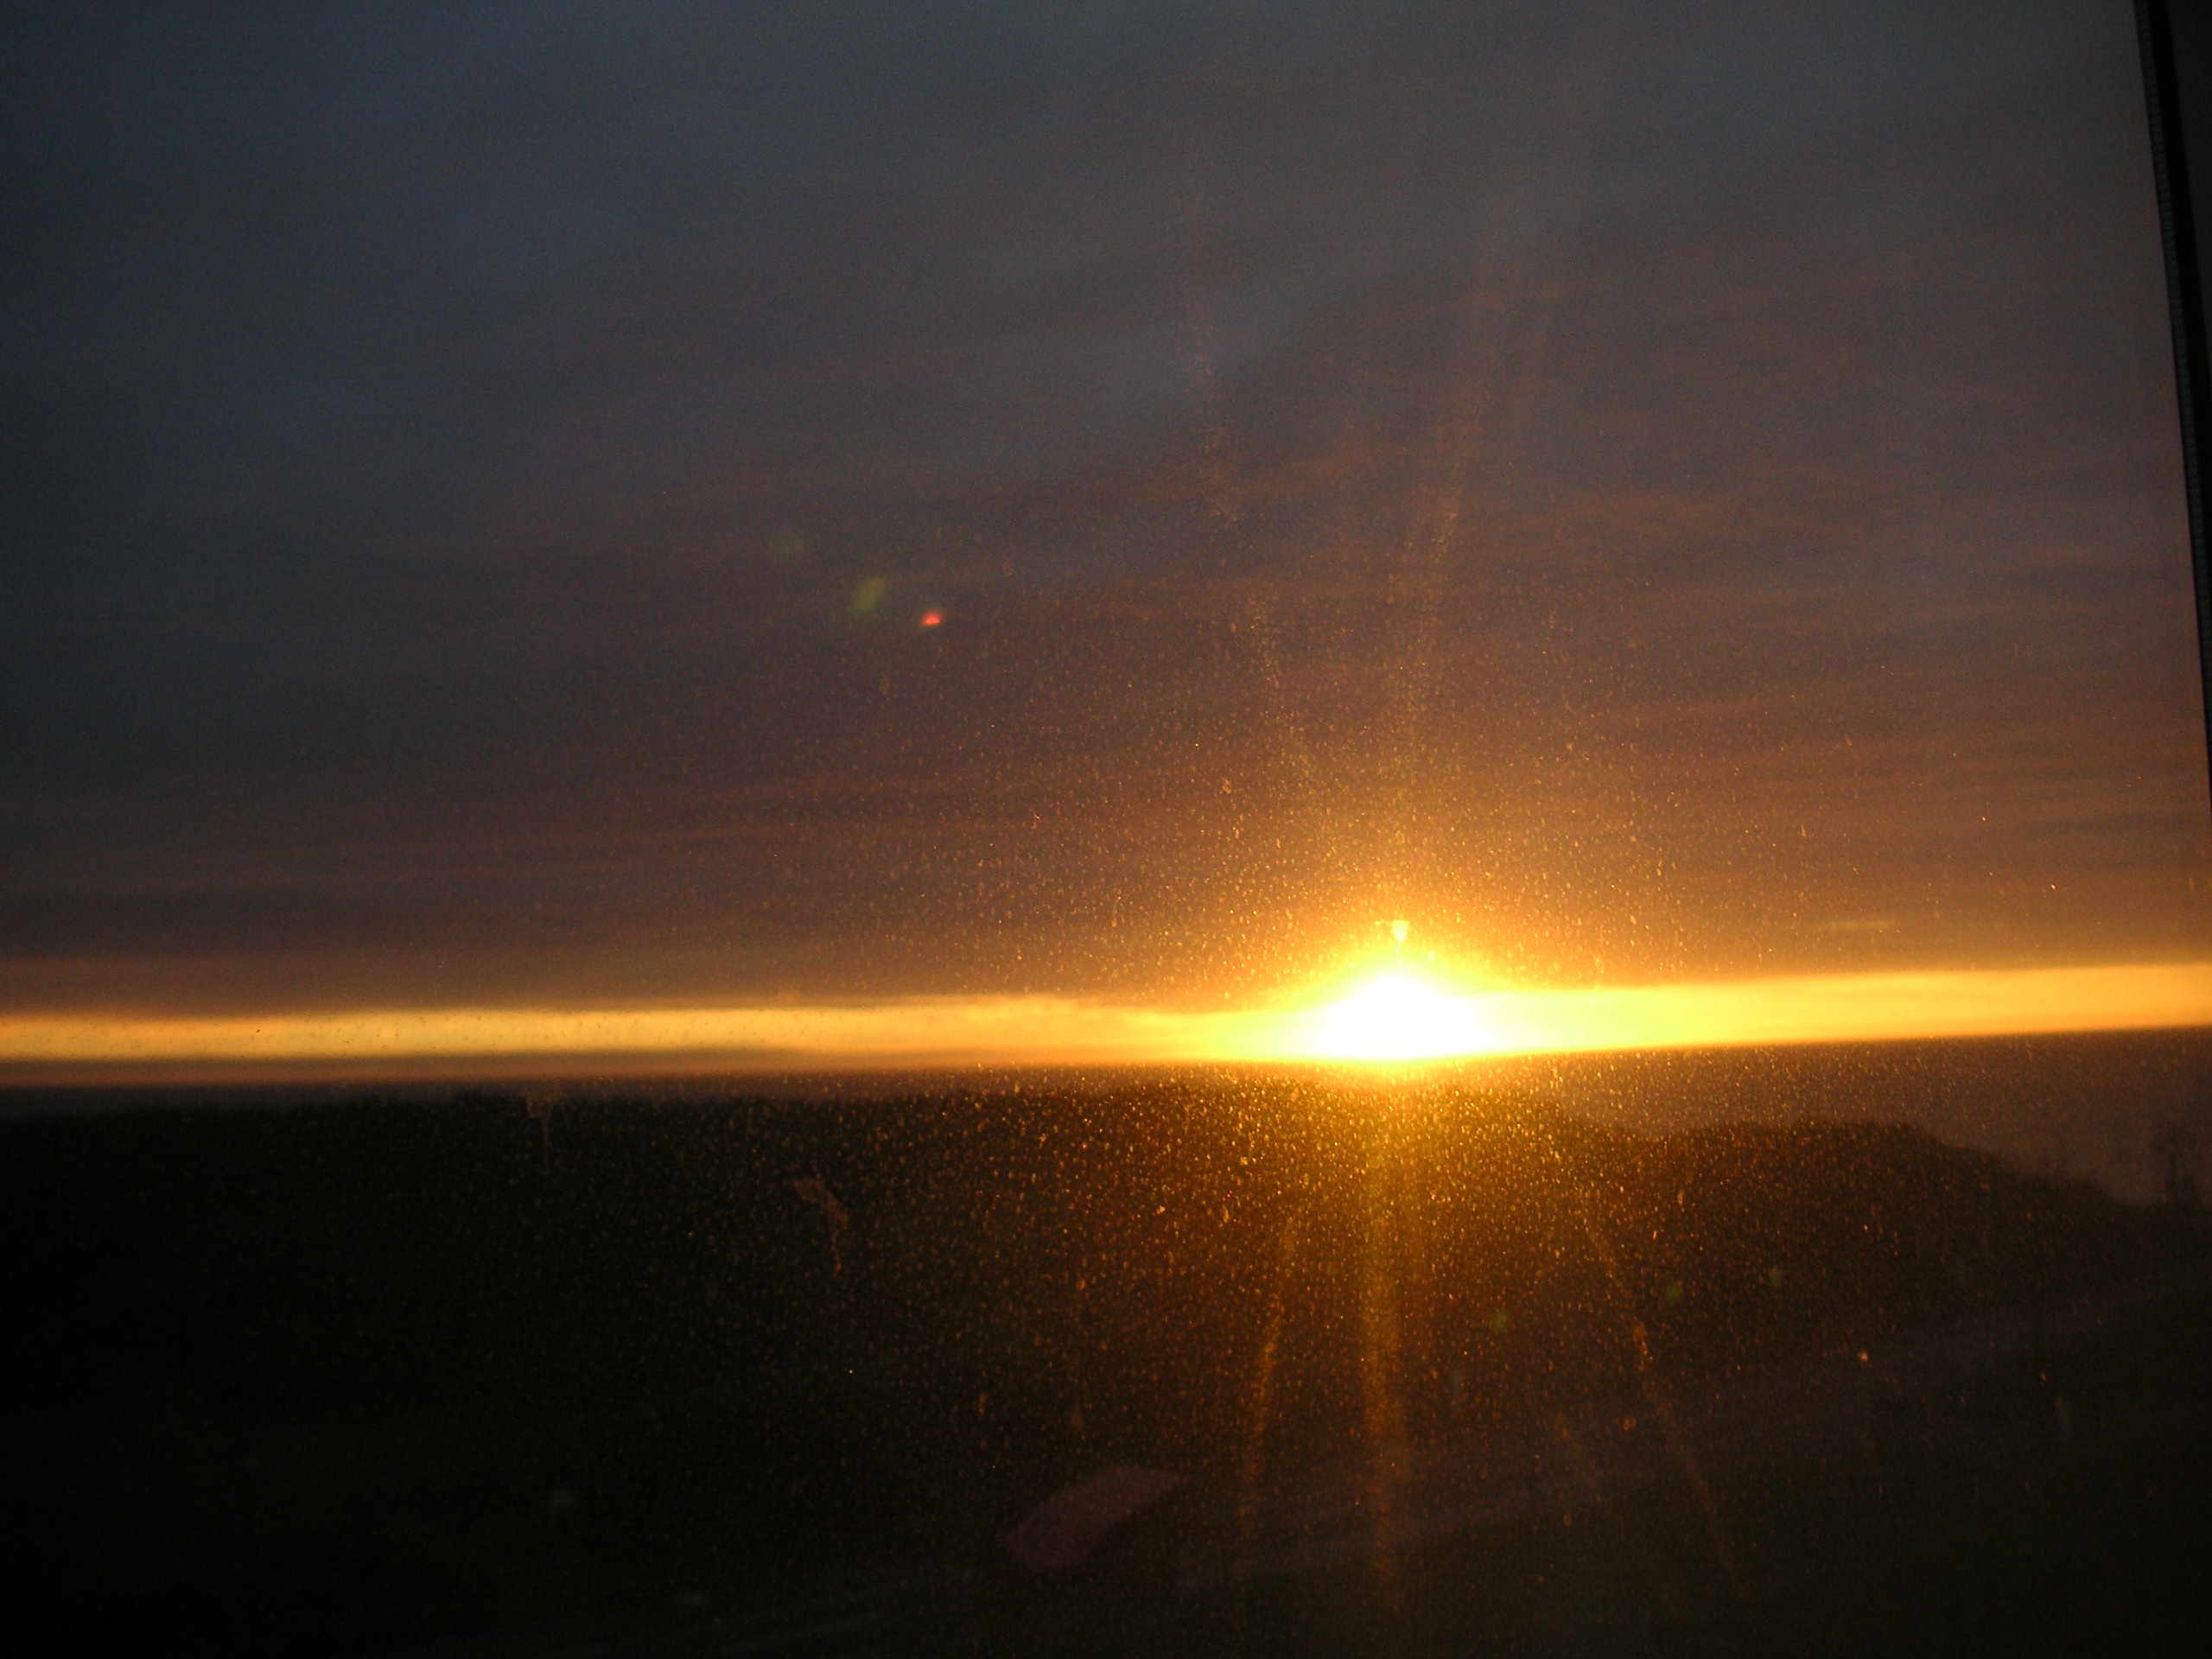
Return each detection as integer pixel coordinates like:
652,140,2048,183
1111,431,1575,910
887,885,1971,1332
2,0,2203,1015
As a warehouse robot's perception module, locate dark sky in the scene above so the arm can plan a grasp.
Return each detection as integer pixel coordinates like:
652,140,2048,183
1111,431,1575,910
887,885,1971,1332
3,0,2204,1023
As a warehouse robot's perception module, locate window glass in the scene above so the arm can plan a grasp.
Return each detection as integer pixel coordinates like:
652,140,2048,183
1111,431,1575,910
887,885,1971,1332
3,3,2206,1651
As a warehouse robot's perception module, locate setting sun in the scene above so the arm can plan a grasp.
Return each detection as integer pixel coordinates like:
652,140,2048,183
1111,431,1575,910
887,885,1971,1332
1308,971,1496,1061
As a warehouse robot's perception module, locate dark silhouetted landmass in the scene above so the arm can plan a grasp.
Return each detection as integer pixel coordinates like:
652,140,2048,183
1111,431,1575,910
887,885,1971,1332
3,1077,2206,1653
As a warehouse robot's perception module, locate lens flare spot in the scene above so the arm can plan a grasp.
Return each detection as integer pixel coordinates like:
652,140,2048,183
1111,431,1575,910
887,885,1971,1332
920,610,943,627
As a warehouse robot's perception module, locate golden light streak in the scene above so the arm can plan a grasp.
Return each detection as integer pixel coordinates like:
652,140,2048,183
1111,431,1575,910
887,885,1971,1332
0,998,1228,1071
3,962,2209,1080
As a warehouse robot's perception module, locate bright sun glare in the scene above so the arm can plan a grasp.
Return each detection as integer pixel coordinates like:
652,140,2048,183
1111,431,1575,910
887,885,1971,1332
1310,970,1493,1062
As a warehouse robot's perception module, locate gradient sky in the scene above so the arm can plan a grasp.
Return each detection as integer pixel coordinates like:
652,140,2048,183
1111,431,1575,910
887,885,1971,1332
3,1,2207,1057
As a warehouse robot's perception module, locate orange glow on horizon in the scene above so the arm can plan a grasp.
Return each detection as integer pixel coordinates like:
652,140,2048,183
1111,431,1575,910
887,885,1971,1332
3,961,2210,1082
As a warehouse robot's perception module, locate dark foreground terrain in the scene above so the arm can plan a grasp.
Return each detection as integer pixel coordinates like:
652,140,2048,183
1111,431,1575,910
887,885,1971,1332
3,1075,2208,1654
